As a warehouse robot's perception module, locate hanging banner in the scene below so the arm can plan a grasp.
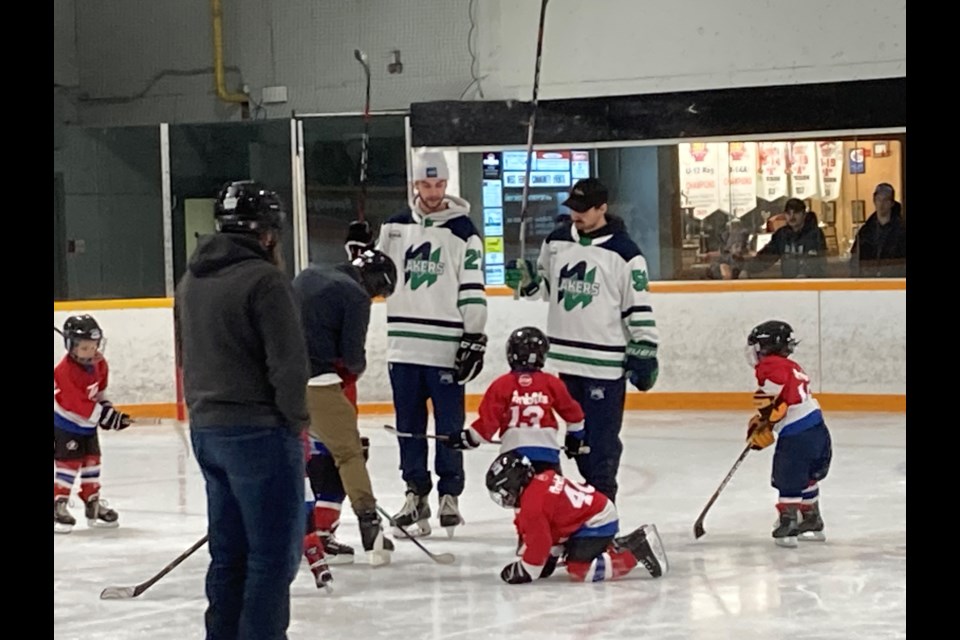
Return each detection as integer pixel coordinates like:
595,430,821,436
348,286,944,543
816,141,843,201
727,142,758,217
788,141,819,199
678,142,721,220
758,142,788,201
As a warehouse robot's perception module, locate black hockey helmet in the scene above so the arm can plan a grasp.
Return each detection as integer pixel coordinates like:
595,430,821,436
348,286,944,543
353,249,397,299
486,451,535,509
506,326,549,372
344,220,374,260
62,314,104,364
214,181,285,234
746,320,797,364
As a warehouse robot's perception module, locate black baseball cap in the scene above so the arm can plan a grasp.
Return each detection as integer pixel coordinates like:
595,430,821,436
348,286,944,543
562,178,608,213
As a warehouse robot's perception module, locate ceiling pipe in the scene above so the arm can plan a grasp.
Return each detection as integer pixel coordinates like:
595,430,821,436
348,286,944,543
211,0,248,104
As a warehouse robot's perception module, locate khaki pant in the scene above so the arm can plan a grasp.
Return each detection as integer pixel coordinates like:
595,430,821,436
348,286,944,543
306,384,376,512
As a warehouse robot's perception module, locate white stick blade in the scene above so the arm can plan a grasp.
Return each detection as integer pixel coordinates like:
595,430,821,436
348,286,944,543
433,553,456,565
100,586,137,600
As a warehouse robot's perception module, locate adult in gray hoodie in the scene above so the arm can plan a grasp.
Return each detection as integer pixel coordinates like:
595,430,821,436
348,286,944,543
175,181,309,640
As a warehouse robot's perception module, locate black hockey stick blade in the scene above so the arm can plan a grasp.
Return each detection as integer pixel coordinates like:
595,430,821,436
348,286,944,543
693,443,752,539
383,424,450,442
100,534,209,599
376,505,455,565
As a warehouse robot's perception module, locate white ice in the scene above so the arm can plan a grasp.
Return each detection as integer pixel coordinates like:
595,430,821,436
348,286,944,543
54,411,906,640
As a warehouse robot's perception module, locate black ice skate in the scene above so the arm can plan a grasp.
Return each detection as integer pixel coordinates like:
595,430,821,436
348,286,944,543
54,497,76,534
614,523,668,577
84,494,119,529
319,532,356,565
392,490,431,537
358,508,394,567
772,504,801,548
797,503,826,542
438,495,465,538
310,559,334,593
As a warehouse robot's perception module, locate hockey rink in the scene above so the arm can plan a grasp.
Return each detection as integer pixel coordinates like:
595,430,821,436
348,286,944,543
53,411,906,640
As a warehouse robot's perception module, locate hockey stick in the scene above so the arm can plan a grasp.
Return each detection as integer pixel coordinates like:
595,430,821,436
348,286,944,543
353,48,372,223
514,0,550,300
693,443,752,540
375,505,456,565
100,534,209,599
53,326,64,336
382,424,589,454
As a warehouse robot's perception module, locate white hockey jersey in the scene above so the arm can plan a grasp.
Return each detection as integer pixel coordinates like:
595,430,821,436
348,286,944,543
531,217,659,380
377,196,487,368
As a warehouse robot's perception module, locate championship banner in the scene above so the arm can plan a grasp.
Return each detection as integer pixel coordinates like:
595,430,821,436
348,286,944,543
679,142,721,220
816,141,843,201
727,142,758,217
788,141,819,199
758,142,788,201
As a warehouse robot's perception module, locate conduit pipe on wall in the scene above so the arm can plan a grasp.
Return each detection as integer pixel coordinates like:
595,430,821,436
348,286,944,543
211,0,248,104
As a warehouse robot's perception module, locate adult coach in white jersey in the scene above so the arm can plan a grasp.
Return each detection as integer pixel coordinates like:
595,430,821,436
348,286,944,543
505,178,659,503
377,149,488,537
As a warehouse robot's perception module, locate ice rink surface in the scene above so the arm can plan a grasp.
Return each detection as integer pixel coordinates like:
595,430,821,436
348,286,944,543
54,411,906,640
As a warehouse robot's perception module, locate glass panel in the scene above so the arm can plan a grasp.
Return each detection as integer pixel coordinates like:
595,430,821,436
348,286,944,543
53,125,164,300
301,115,408,267
457,133,906,282
168,120,294,281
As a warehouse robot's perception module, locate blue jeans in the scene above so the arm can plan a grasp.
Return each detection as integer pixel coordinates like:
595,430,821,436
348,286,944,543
559,374,627,503
388,363,465,496
190,426,304,640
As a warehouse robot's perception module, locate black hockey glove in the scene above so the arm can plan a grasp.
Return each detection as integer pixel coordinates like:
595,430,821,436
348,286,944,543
454,333,487,385
98,404,132,431
625,348,659,392
500,560,534,585
445,429,481,450
564,432,590,459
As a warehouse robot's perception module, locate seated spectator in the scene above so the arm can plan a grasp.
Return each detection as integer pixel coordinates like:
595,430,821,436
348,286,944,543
744,198,827,279
849,183,906,278
702,218,751,280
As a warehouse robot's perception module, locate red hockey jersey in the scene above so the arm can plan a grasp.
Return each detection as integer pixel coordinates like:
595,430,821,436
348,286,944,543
54,355,109,435
469,371,584,462
754,354,824,436
514,470,619,573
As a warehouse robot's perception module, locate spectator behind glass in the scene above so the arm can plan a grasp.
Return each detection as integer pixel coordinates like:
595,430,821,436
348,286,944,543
744,198,827,279
702,218,751,280
849,183,906,278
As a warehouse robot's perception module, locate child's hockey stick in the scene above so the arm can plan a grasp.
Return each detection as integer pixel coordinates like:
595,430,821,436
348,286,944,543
375,506,455,565
100,535,209,599
693,443,752,540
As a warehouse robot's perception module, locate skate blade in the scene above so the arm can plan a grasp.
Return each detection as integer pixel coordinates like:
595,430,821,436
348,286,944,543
642,524,669,577
318,581,334,594
798,531,826,542
367,550,392,567
393,524,431,538
54,522,73,534
87,519,120,529
774,536,798,548
324,554,356,566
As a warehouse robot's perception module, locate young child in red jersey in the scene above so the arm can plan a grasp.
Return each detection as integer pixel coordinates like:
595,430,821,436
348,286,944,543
744,320,833,547
445,327,588,473
485,451,668,584
54,315,131,533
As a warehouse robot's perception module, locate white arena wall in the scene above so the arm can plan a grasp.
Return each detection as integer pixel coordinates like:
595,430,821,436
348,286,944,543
53,280,906,418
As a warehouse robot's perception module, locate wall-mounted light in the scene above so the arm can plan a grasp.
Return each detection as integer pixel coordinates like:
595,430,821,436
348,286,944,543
388,50,403,75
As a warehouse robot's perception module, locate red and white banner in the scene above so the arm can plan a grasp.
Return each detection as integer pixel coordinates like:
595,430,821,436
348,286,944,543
788,141,819,199
679,142,721,220
816,141,843,201
726,142,758,217
758,142,788,201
